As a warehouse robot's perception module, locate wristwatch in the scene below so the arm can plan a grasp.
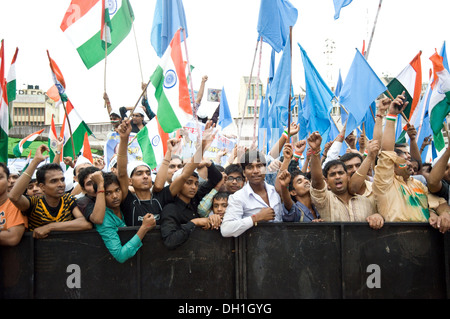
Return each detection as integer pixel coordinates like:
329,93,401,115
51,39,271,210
55,151,61,154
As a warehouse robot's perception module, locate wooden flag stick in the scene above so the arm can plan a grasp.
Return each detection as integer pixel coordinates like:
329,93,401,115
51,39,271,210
238,39,260,145
251,38,263,149
61,100,76,159
287,26,293,141
385,90,410,125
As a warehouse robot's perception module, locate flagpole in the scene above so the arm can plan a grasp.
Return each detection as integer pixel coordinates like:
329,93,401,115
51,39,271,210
364,0,382,60
181,27,201,144
287,26,293,140
127,78,152,146
385,90,410,124
104,43,108,108
61,100,76,159
238,39,260,146
251,38,263,149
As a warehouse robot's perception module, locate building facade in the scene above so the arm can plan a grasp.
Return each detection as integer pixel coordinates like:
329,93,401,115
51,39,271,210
11,85,61,126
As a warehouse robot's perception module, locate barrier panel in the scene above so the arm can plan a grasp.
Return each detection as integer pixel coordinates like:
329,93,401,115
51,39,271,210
0,223,448,299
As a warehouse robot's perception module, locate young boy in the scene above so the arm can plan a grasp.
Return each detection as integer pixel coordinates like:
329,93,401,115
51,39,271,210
211,192,229,218
93,172,156,263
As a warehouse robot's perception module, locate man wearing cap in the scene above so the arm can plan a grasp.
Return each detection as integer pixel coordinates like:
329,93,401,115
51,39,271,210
115,118,222,227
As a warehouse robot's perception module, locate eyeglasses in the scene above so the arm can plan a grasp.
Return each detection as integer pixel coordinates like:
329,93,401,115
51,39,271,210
227,176,244,182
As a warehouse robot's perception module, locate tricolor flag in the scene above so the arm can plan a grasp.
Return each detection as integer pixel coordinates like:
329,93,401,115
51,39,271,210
21,150,32,174
80,132,94,163
61,100,93,159
6,47,18,103
136,117,168,169
386,51,422,122
428,51,450,151
101,0,112,45
48,115,60,163
13,128,45,157
47,50,68,102
0,40,9,163
60,0,134,69
148,29,192,133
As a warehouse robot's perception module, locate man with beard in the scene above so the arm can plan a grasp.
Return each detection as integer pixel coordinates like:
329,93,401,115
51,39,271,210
8,145,92,238
373,93,450,233
307,132,383,229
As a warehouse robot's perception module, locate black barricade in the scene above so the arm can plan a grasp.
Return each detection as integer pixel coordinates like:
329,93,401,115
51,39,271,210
1,223,449,299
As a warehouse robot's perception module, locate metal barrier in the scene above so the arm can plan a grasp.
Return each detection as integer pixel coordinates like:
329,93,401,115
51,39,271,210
1,223,448,299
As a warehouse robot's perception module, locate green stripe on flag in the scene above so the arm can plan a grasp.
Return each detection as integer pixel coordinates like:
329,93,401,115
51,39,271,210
136,126,157,169
150,66,182,133
387,78,413,118
77,0,134,69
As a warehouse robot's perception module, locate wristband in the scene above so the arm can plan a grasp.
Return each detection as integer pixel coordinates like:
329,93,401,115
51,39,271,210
22,172,32,179
363,149,368,157
282,130,289,139
293,152,302,161
376,113,384,119
386,114,397,122
97,190,105,194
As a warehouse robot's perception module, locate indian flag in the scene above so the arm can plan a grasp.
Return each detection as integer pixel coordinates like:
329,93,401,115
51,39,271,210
428,51,450,151
61,100,93,160
47,50,68,102
0,40,9,163
148,29,192,133
136,117,168,169
6,47,18,103
80,132,94,163
13,128,45,157
386,51,422,121
48,115,60,163
60,0,134,69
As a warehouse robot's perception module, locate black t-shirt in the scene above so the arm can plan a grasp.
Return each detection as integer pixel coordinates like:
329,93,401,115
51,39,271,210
77,194,96,222
120,185,175,226
431,179,450,204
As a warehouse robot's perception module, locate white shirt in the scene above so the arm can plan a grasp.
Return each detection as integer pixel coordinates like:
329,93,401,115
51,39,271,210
220,181,283,237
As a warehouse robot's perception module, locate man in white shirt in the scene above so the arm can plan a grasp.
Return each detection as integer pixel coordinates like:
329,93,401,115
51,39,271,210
220,150,283,237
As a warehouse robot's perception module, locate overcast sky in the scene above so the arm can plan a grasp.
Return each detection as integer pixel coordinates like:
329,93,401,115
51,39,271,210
0,0,449,133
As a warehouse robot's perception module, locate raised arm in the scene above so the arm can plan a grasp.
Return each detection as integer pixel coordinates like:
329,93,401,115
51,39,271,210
116,118,132,199
427,147,450,193
381,92,408,152
88,171,106,225
276,169,294,210
153,138,181,193
307,132,325,190
406,124,422,164
269,123,300,159
8,145,48,211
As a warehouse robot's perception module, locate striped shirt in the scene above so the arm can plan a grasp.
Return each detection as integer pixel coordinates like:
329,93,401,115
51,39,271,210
23,193,77,231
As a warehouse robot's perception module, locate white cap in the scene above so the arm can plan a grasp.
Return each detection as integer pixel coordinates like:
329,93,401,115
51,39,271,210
127,160,151,177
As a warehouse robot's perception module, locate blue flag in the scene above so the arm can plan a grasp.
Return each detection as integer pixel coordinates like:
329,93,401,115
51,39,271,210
258,86,271,153
298,43,334,137
151,0,188,57
257,0,298,53
269,37,292,137
335,69,343,97
218,87,232,129
333,0,353,19
362,102,376,140
339,49,387,137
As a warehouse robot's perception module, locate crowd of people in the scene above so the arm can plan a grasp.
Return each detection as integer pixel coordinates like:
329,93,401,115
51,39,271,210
1,86,450,264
